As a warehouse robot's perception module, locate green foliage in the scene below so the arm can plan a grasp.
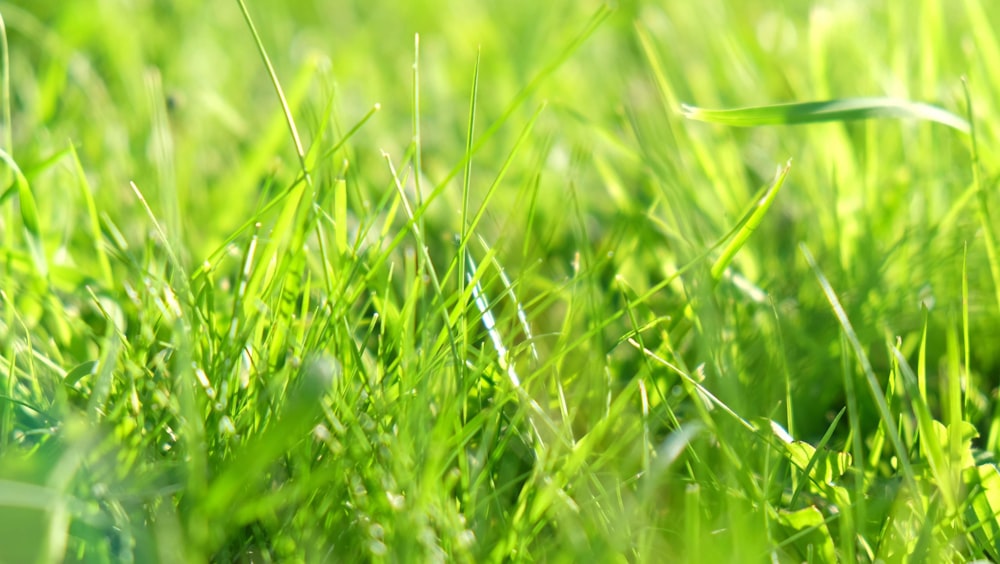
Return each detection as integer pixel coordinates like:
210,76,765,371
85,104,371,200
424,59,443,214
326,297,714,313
1,0,999,561
682,97,970,133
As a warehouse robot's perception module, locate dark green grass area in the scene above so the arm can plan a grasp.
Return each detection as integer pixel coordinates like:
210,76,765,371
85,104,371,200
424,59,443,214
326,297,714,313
2,0,1000,561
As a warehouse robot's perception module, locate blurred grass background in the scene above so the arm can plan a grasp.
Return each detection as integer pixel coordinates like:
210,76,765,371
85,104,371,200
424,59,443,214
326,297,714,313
2,0,1000,561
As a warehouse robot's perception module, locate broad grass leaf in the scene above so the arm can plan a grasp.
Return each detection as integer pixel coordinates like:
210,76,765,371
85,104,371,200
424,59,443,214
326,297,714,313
776,506,837,562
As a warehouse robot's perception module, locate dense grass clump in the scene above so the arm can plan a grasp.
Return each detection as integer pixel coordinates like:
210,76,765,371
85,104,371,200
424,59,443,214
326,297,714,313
1,0,1000,561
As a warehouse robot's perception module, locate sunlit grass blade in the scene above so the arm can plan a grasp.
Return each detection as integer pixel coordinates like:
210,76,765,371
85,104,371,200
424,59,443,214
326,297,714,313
235,0,309,179
457,47,480,366
0,148,46,280
682,97,970,133
69,145,112,286
964,80,1000,316
129,181,189,294
463,242,556,447
710,160,790,281
0,13,11,158
480,235,539,364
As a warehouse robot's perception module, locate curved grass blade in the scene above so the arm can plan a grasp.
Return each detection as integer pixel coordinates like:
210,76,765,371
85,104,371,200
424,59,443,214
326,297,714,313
710,160,790,281
682,97,970,134
0,148,46,279
235,0,309,180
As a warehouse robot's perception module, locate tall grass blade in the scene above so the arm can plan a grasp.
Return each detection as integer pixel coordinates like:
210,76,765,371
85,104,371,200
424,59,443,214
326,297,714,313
1,149,46,280
0,13,10,159
464,244,555,446
69,145,113,286
457,49,481,364
801,243,920,507
890,342,956,513
234,0,310,179
964,80,1000,315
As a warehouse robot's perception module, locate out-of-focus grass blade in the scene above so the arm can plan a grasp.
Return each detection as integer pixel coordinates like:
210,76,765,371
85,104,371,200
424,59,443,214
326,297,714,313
681,97,970,134
710,160,790,281
0,148,47,280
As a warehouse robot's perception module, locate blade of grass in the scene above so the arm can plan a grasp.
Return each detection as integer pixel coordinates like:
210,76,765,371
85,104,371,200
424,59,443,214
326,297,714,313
964,79,1000,317
962,242,971,418
234,0,309,180
682,97,970,133
0,12,10,159
457,48,481,387
667,162,789,340
1,149,46,280
444,101,546,299
710,160,790,280
381,150,463,382
890,340,957,513
69,145,113,287
129,181,190,299
801,243,921,509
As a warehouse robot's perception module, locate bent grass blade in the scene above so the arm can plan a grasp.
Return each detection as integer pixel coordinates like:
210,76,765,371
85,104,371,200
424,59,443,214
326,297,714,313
682,97,970,134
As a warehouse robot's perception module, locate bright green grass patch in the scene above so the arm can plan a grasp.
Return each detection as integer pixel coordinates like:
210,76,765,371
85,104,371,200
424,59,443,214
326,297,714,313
1,0,1000,562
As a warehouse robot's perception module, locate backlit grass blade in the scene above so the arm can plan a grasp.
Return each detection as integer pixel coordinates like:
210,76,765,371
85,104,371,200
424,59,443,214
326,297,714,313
0,148,46,280
235,0,309,179
682,97,970,133
710,160,790,281
801,243,921,508
0,13,11,157
965,79,1000,318
69,145,112,286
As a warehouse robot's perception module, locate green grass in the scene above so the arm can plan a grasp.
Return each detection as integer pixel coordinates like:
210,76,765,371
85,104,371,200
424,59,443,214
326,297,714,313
1,0,1000,561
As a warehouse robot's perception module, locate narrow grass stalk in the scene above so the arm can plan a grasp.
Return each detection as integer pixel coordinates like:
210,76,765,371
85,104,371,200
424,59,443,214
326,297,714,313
963,80,1000,318
0,13,10,158
802,243,921,510
69,146,113,286
0,150,45,279
234,0,309,179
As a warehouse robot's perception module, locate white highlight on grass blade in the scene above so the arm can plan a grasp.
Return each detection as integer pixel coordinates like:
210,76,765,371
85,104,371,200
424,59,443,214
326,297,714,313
475,234,540,364
464,244,559,447
770,420,795,444
682,97,970,134
653,422,703,473
465,249,516,387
